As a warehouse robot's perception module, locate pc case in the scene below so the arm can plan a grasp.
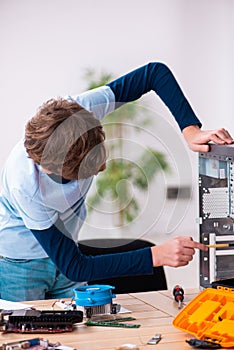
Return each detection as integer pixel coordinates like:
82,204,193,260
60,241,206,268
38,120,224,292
199,144,234,288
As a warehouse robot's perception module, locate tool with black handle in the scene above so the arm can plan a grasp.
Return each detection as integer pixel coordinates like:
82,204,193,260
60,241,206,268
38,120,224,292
173,285,184,309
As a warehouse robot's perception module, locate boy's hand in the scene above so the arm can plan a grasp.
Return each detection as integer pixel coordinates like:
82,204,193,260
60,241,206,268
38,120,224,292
151,236,208,268
182,125,234,152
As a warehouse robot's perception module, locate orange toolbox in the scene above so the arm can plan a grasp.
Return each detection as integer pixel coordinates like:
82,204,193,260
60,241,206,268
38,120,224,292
173,286,234,348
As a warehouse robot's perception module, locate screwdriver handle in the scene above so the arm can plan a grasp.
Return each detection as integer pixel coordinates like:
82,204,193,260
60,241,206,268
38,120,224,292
173,285,184,309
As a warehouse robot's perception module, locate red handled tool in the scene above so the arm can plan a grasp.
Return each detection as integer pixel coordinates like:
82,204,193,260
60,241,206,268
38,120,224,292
173,285,184,309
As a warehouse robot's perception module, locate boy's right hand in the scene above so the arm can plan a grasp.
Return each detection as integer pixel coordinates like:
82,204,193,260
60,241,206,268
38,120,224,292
151,236,208,268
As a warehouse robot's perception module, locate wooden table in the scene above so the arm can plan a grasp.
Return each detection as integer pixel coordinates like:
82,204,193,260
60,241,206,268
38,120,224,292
0,288,200,350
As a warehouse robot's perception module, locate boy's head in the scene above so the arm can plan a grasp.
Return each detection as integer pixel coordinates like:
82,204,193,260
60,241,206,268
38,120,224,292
24,98,106,180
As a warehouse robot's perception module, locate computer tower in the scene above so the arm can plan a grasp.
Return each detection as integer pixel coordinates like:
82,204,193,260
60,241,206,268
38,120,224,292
199,144,234,288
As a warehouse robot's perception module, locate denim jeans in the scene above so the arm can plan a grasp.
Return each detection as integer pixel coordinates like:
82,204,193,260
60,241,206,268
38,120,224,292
0,256,85,301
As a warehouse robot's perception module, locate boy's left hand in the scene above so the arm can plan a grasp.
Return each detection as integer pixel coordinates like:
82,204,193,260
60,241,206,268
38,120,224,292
182,125,234,152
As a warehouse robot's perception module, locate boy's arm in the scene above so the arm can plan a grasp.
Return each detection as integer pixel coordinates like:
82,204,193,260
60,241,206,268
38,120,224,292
31,221,207,279
107,62,201,131
107,62,233,151
31,221,153,282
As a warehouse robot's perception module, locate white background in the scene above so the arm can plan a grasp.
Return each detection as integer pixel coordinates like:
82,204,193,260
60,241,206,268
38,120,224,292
1,0,233,289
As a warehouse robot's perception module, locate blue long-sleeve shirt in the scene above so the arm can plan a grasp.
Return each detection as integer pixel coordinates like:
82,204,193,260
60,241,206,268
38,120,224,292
0,62,201,282
107,62,201,130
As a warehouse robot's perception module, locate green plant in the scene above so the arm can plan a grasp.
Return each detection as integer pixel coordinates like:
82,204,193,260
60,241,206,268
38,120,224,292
85,69,170,226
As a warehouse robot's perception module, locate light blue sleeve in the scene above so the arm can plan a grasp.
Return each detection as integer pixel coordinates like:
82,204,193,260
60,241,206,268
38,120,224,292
10,188,58,230
66,86,115,121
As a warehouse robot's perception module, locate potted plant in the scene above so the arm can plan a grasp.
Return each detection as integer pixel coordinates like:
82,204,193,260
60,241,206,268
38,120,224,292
85,69,170,226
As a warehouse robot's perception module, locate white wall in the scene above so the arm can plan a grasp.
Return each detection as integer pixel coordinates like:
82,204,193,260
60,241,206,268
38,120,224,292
1,0,234,289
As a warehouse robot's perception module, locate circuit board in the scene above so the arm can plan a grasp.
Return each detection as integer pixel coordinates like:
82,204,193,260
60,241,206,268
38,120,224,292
0,309,83,333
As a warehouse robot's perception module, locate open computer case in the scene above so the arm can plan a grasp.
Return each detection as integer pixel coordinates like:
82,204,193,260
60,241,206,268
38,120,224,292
199,144,234,288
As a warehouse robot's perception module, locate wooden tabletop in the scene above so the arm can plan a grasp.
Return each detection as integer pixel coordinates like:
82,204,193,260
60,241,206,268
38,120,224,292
0,288,200,350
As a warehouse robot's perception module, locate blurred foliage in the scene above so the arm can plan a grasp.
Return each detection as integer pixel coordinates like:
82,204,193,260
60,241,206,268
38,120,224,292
85,68,170,226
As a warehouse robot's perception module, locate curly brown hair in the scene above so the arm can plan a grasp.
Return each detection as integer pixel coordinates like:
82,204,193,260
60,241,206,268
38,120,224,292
24,98,106,180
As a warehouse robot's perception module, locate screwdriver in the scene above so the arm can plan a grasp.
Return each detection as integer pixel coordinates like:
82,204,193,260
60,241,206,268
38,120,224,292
173,285,184,309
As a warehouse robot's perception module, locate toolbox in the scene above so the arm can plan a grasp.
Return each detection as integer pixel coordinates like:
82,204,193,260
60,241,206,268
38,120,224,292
173,286,234,348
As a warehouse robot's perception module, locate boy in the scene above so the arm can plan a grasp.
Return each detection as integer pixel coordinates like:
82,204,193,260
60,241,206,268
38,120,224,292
0,62,232,301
